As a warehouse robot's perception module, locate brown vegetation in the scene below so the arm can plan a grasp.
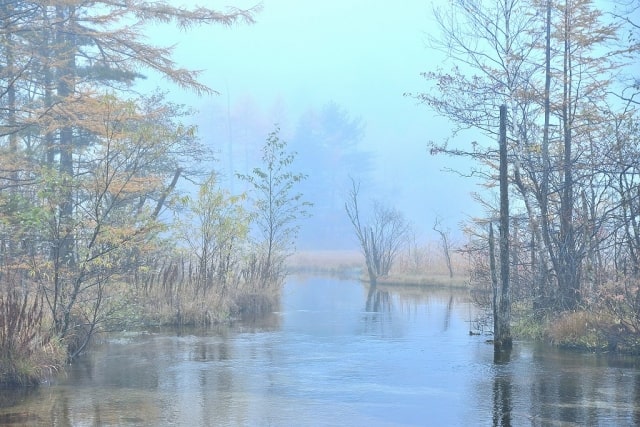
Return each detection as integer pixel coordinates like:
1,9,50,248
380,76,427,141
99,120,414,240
129,254,282,328
0,281,65,386
385,241,469,287
286,250,363,276
287,243,469,287
546,311,608,350
460,233,640,353
542,306,639,354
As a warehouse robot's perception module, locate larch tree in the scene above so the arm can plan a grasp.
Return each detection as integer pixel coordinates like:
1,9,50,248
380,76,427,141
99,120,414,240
34,93,205,356
41,1,257,264
413,0,548,313
538,0,621,308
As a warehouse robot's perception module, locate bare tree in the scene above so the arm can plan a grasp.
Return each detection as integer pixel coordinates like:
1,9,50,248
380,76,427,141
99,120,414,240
433,217,454,278
495,104,512,353
345,179,377,284
345,178,411,284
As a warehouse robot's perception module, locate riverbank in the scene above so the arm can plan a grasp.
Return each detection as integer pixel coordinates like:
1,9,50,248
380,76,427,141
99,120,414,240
0,290,67,387
287,249,470,286
375,273,468,288
0,275,283,388
2,276,639,426
7,245,638,390
511,307,640,355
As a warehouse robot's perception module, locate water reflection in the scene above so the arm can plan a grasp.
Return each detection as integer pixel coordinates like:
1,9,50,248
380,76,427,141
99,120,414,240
529,347,640,425
492,349,512,427
1,277,639,426
443,294,454,331
365,283,391,313
362,284,393,338
636,370,640,425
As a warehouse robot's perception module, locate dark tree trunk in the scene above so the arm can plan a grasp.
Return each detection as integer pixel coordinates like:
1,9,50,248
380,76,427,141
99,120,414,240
558,2,580,309
495,104,512,352
56,5,76,268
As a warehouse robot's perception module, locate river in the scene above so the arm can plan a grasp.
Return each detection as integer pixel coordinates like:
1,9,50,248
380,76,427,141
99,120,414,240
1,275,639,426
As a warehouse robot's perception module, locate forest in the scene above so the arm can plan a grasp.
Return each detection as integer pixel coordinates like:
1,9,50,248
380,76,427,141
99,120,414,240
0,1,310,386
1,0,639,387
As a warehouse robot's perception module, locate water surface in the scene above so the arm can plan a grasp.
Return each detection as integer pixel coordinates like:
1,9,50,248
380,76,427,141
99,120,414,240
2,276,639,426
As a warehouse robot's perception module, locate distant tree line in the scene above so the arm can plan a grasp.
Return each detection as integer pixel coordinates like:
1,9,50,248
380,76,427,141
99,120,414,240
290,102,372,249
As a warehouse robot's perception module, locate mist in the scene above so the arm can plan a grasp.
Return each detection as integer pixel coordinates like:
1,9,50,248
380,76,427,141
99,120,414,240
140,1,483,249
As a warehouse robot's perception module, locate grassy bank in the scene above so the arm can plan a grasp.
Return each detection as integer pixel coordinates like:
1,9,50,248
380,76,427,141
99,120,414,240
102,276,282,331
375,273,468,288
511,307,640,355
287,247,470,287
1,261,284,387
286,250,363,277
0,290,66,387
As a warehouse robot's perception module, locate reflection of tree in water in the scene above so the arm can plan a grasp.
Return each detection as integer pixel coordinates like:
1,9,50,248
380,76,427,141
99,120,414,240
635,373,640,426
365,284,391,313
0,409,41,425
443,295,454,332
492,350,513,426
362,286,468,339
191,338,232,362
0,387,36,410
363,285,392,334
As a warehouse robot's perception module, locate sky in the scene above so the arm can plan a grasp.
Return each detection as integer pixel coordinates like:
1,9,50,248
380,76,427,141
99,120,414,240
141,1,484,245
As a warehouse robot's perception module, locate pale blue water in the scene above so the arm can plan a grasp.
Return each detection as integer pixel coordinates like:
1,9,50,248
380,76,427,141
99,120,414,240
1,276,639,426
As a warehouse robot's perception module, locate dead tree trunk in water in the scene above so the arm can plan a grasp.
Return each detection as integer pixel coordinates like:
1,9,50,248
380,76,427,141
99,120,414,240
489,222,498,330
495,104,512,353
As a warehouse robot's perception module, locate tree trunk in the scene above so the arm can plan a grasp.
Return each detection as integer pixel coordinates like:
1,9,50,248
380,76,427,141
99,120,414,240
152,167,182,219
56,5,77,267
490,221,498,330
538,0,553,309
495,104,512,352
559,0,579,309
433,219,454,278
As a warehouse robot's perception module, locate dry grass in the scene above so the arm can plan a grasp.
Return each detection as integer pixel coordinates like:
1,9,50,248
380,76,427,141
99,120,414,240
134,285,229,327
547,310,609,350
132,277,282,328
385,243,469,287
0,287,66,386
287,250,363,275
287,245,470,287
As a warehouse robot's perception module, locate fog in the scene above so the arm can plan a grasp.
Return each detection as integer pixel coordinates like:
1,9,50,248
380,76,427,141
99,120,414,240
141,1,483,249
